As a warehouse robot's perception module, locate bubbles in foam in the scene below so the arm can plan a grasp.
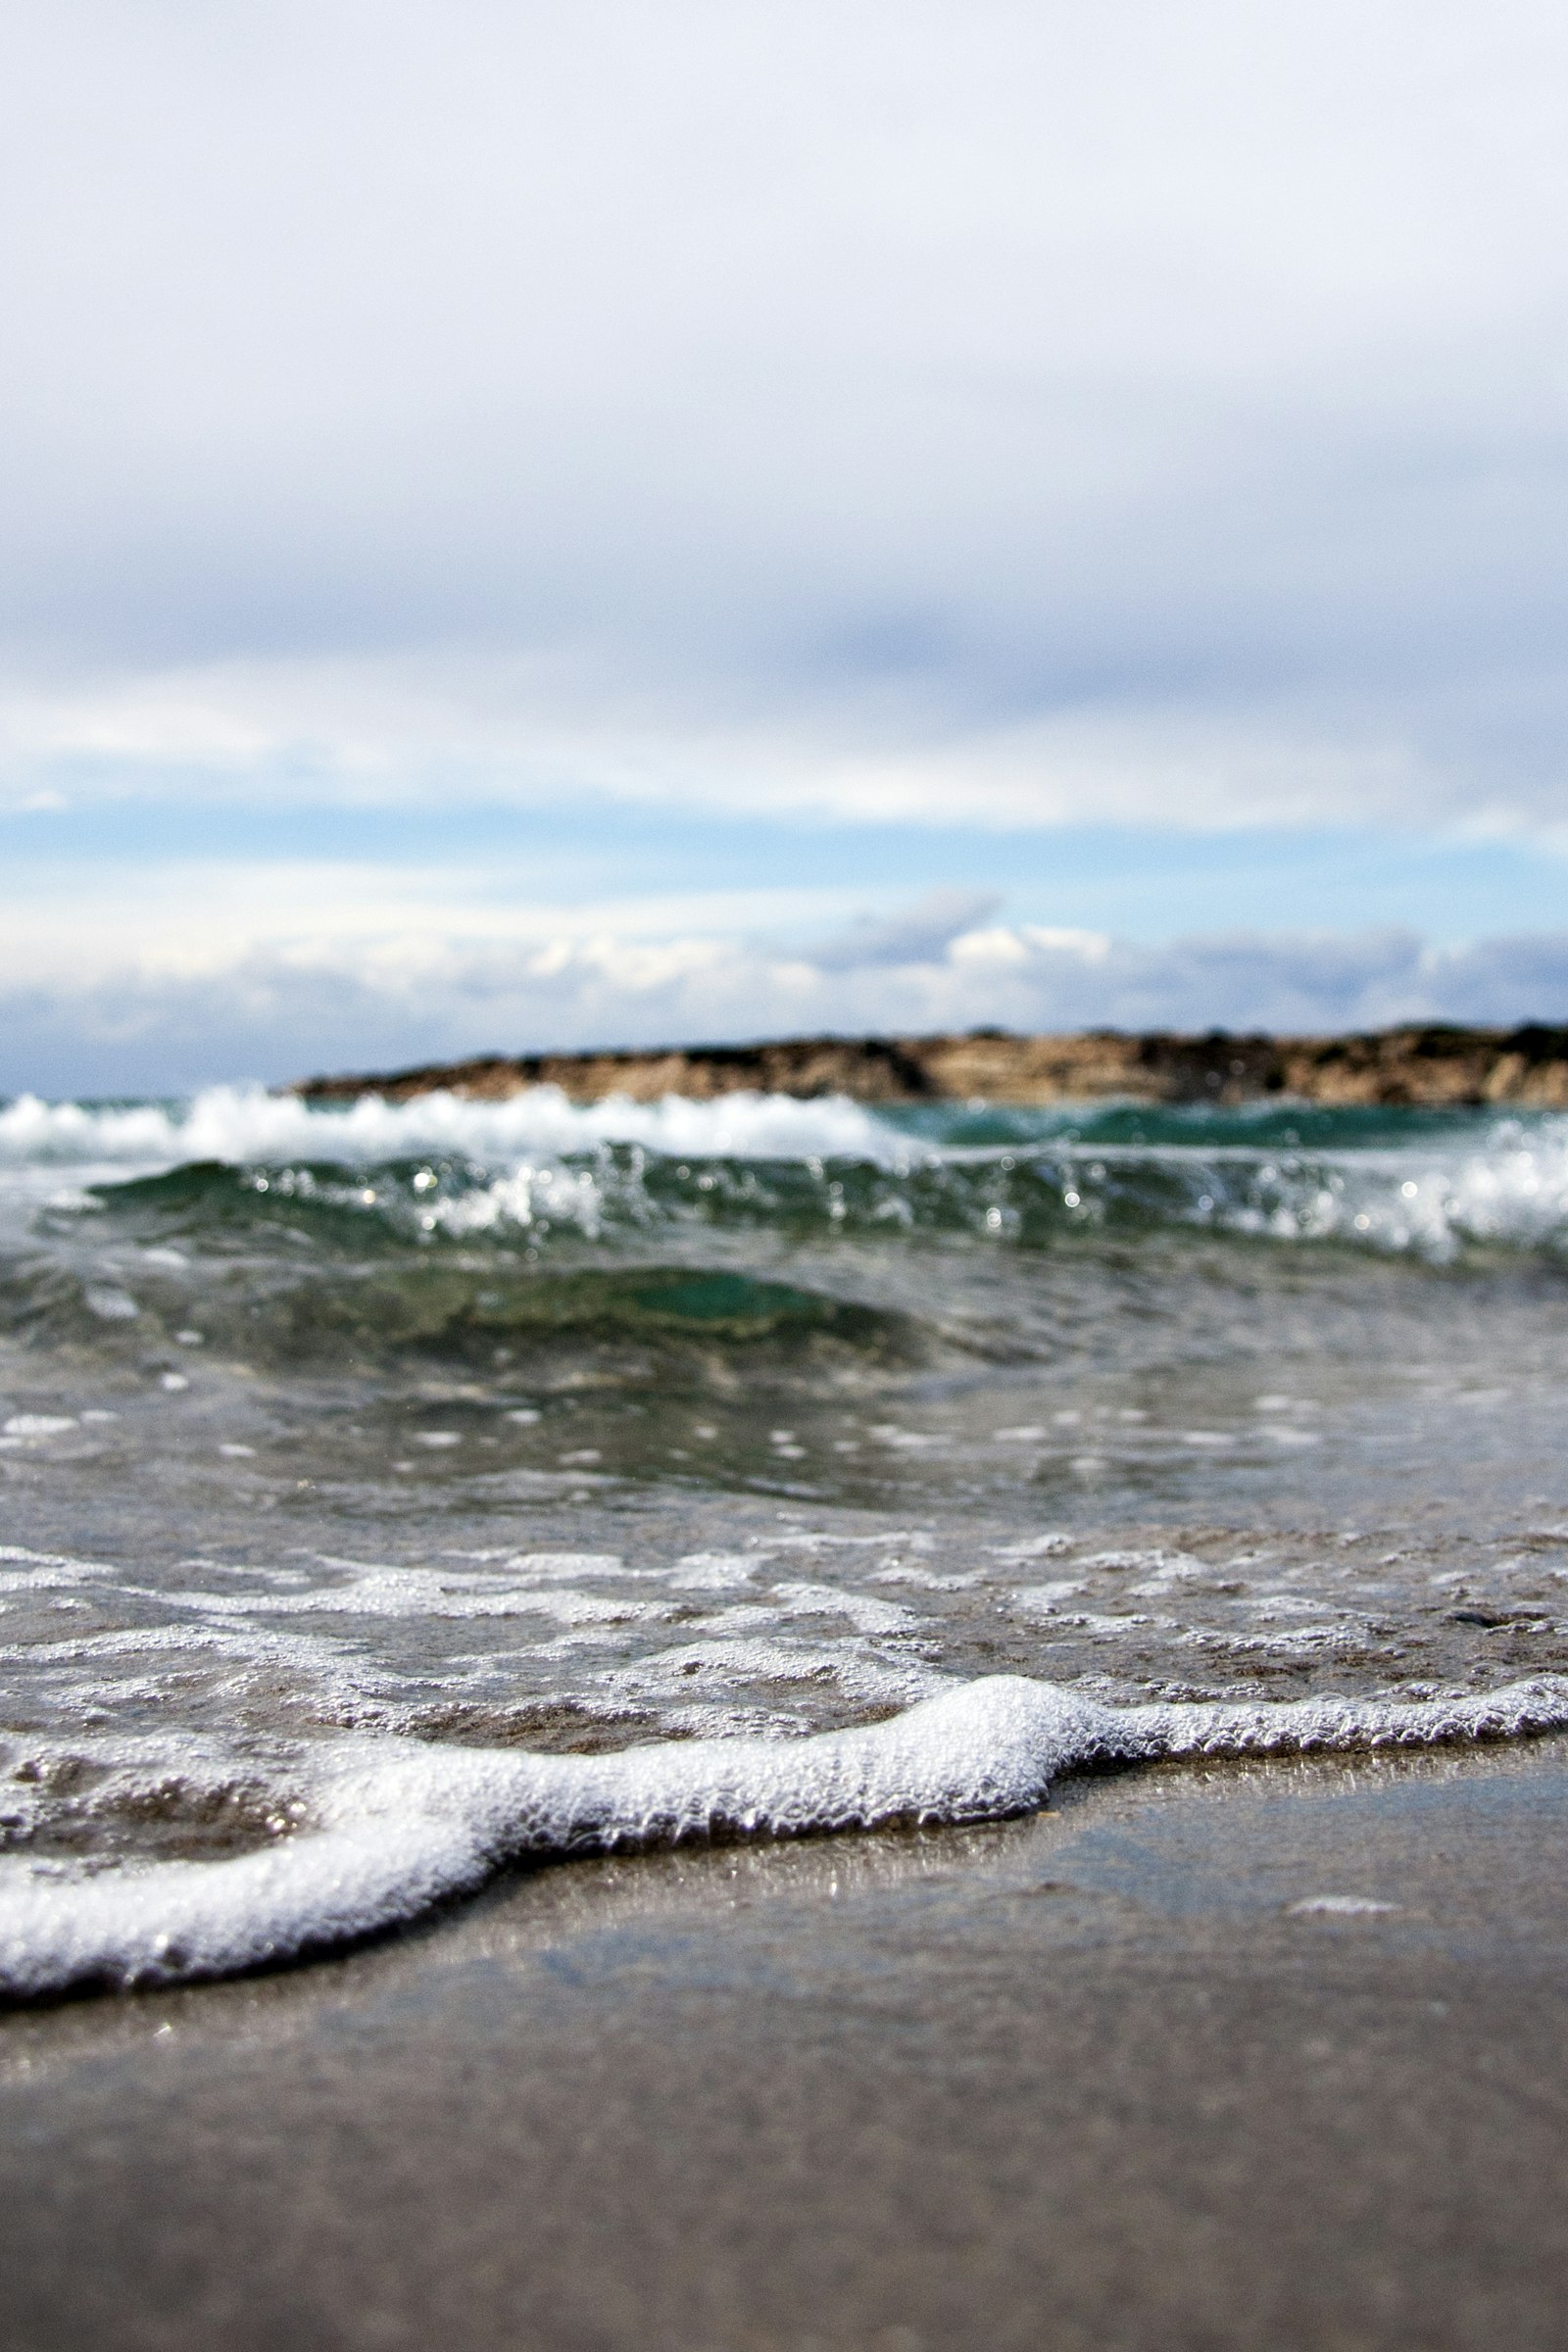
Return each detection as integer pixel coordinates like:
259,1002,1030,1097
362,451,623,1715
4,1673,1565,1998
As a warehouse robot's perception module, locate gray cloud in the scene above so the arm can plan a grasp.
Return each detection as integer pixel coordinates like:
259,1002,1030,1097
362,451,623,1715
809,891,1003,971
0,3,1565,831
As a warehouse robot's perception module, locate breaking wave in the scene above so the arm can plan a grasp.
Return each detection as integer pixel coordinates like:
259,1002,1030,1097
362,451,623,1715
0,1083,900,1172
1,1084,1560,1265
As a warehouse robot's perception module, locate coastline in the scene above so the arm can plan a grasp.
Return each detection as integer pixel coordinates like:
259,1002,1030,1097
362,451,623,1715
7,1734,1568,2351
292,1019,1568,1110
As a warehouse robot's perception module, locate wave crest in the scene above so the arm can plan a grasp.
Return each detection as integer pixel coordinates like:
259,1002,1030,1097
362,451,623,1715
0,1084,904,1171
6,1086,1568,1264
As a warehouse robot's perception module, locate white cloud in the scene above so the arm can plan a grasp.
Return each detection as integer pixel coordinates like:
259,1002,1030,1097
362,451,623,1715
0,862,866,988
4,913,1564,1098
0,650,1502,838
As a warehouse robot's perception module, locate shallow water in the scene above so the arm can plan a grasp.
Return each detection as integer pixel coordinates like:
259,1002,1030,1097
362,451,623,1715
2,1083,1566,1989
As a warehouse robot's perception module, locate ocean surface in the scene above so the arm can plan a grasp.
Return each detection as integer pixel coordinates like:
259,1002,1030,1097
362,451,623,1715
3,1083,1568,1993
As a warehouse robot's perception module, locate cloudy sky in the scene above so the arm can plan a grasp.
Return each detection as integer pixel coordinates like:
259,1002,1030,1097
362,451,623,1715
3,1,1566,1092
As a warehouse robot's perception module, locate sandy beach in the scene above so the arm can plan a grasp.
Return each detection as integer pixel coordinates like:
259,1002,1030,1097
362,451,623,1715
6,1733,1568,2352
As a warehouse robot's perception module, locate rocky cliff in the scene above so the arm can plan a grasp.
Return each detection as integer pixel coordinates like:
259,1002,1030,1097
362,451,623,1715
293,1023,1568,1108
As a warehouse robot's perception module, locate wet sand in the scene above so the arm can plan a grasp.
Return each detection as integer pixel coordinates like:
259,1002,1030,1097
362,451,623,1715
4,1738,1568,2352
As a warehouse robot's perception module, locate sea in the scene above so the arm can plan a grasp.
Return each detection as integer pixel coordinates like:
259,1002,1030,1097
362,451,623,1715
3,1081,1568,1995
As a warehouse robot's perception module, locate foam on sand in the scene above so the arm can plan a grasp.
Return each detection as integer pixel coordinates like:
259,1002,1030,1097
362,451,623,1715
5,1674,1566,1999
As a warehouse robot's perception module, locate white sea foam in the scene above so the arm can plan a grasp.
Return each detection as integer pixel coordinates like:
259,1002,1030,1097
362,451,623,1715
767,1580,925,1635
0,1546,116,1593
3,1673,1565,1998
0,1083,906,1173
1195,1122,1568,1260
164,1560,662,1627
665,1552,764,1591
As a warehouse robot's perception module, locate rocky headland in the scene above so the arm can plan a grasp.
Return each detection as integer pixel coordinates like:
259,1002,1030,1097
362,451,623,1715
293,1022,1568,1108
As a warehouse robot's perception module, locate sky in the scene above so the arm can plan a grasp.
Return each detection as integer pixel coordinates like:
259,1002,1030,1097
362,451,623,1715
3,0,1567,1094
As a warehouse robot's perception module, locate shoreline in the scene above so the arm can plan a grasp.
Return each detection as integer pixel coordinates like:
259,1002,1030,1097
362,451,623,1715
293,1018,1568,1109
11,1675,1566,2002
7,1735,1568,2350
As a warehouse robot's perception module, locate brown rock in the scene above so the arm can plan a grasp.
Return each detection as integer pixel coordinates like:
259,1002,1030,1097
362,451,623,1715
291,1022,1568,1110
